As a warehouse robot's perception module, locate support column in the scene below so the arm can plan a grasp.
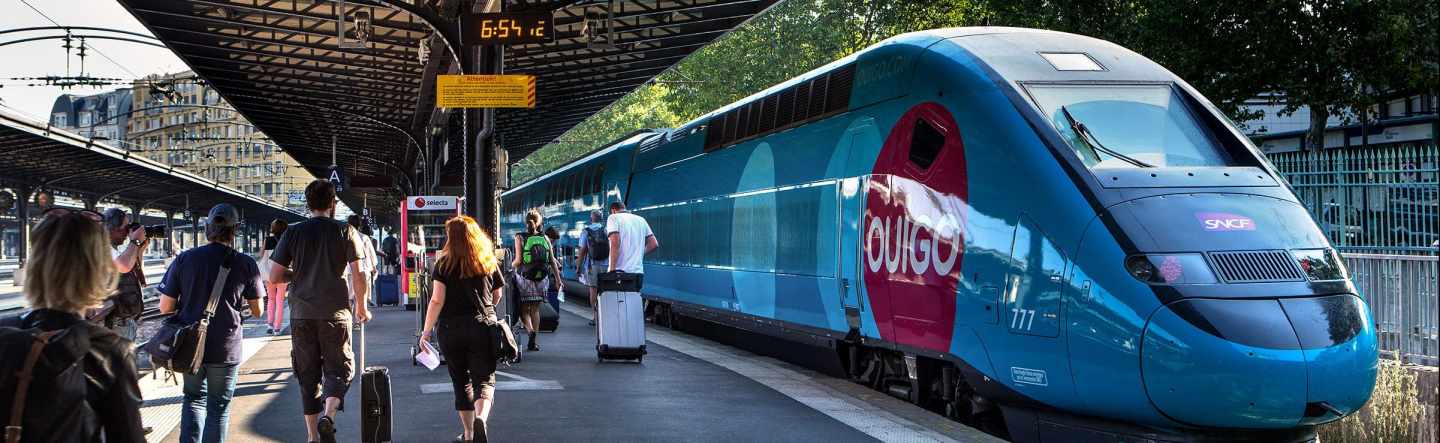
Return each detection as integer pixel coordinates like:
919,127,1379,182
192,214,201,248
467,43,503,239
83,196,99,211
164,210,176,255
15,186,31,267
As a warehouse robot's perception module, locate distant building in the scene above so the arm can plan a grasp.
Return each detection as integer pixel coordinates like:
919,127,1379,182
124,71,314,212
49,89,134,141
1244,93,1438,153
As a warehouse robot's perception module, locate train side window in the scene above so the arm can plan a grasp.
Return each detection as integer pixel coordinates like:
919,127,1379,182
593,165,606,195
909,118,944,170
571,173,582,201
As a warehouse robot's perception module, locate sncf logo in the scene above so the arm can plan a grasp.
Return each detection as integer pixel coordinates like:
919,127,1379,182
1196,212,1255,231
864,215,960,276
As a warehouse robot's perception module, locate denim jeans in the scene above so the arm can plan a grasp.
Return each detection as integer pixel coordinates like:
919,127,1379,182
180,363,240,443
117,317,138,343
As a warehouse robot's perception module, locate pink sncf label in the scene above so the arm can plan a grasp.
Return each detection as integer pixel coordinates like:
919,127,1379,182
1196,212,1255,231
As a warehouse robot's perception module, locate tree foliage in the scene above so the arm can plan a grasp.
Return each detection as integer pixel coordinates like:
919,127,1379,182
978,0,1438,148
512,0,1436,182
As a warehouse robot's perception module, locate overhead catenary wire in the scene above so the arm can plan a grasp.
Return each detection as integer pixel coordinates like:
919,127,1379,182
17,0,141,78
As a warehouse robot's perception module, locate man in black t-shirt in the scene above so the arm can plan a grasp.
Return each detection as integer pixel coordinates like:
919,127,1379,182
268,180,370,443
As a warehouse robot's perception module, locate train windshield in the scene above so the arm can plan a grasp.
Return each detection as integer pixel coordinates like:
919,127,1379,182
1027,84,1234,169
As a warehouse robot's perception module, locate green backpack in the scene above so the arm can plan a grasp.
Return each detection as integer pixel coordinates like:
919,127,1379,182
520,233,552,281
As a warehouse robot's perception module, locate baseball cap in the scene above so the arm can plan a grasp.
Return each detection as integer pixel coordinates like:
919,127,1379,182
102,207,128,229
208,203,239,227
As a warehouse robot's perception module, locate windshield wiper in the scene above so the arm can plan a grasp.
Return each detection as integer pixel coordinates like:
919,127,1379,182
1059,106,1155,168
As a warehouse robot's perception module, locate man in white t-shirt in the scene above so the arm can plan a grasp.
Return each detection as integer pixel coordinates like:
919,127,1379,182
606,201,658,274
346,215,379,308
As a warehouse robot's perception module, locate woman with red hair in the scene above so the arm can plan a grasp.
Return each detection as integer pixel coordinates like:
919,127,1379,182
419,216,506,443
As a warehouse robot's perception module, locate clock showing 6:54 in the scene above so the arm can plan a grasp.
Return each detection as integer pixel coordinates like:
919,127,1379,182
463,13,554,45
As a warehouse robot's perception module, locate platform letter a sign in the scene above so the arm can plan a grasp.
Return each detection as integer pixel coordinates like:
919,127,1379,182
329,166,346,193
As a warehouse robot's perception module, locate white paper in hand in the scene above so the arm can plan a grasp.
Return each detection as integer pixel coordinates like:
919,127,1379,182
417,340,441,371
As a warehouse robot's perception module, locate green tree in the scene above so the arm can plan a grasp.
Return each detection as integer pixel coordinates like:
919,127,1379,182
980,0,1438,150
514,0,986,182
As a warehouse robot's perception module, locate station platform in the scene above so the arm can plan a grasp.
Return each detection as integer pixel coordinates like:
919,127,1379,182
138,300,998,442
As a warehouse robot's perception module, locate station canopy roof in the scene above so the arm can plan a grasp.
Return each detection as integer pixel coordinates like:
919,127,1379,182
116,0,782,220
0,107,303,224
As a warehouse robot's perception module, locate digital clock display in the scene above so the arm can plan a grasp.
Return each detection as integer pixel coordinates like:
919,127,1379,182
462,12,554,45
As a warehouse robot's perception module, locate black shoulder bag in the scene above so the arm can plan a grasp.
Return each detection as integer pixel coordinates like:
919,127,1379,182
144,250,234,374
472,274,519,365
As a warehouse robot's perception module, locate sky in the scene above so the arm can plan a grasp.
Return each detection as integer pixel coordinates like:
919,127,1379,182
0,0,188,120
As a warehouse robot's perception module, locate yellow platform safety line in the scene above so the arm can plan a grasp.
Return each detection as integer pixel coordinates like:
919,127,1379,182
436,74,537,108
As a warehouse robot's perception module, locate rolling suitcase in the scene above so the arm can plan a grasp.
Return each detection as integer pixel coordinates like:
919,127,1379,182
375,274,400,306
358,323,393,442
539,296,559,332
596,272,646,362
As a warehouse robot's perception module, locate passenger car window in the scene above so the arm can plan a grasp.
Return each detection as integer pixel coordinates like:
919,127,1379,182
909,118,944,170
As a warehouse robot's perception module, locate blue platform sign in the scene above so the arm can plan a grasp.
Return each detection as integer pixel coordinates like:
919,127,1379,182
328,165,347,192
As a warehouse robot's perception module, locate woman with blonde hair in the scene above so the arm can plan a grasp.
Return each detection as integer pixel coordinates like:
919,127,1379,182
511,210,561,351
0,208,145,441
420,216,506,443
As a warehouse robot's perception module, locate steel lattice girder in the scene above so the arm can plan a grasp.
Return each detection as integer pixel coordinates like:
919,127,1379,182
117,0,780,215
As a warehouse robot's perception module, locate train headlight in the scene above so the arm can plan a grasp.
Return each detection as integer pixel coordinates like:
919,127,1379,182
1291,249,1348,281
1125,254,1217,284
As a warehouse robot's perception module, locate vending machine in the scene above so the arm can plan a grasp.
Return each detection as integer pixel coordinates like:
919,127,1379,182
399,195,460,310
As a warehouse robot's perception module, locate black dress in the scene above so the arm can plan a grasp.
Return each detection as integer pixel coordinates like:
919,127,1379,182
431,267,506,410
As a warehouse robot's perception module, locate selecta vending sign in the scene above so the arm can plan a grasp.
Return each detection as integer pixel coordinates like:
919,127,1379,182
407,195,458,211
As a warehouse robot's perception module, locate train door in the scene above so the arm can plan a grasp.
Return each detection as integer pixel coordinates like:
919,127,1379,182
863,103,967,352
989,214,1072,398
1004,215,1065,337
838,123,873,332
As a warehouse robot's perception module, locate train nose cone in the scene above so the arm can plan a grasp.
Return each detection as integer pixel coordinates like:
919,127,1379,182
1140,295,1378,428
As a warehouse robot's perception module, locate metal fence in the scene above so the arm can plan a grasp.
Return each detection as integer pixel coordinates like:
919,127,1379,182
1267,144,1438,256
1345,253,1439,366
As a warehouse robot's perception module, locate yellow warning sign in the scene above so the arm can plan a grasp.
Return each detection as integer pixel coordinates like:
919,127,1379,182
436,74,536,108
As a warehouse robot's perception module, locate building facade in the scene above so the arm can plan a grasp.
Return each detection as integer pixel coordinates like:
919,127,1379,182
49,89,134,141
123,71,314,213
1244,93,1438,153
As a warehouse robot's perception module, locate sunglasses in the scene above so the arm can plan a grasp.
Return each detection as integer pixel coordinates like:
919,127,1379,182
40,207,104,223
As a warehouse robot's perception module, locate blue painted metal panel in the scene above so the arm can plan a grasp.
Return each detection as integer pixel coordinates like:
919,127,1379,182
1142,299,1309,429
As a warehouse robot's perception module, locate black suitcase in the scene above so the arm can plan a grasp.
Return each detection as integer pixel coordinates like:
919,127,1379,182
539,299,559,332
358,323,392,442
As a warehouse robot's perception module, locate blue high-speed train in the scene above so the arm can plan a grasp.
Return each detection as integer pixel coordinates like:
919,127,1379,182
500,28,1378,442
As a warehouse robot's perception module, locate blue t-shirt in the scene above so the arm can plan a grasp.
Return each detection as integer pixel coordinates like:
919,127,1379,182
157,243,262,364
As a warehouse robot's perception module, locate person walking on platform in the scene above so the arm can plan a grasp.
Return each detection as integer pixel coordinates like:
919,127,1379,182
543,225,564,313
261,219,289,334
345,215,379,308
267,180,372,443
511,210,560,351
156,204,265,443
575,210,608,326
101,207,150,342
606,201,659,319
0,208,146,441
420,216,506,443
